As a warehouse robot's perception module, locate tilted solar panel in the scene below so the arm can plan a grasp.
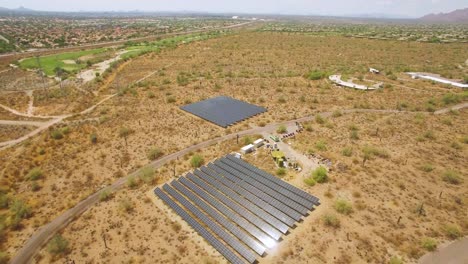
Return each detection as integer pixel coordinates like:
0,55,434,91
163,184,256,264
154,188,246,264
226,155,320,205
171,180,265,256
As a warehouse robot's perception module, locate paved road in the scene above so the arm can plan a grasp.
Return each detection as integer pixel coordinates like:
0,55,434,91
10,104,468,264
419,237,468,264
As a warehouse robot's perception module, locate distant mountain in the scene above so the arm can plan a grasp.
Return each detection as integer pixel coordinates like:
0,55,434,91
0,7,10,11
420,8,468,23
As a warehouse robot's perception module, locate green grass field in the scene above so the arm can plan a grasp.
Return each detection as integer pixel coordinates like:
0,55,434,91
18,32,224,77
19,48,108,76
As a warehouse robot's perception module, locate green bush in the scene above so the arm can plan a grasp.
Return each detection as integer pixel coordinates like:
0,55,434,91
26,167,43,181
312,166,328,183
322,213,340,228
243,136,253,145
50,129,63,140
315,114,326,124
350,130,359,140
277,125,287,134
99,189,112,202
342,147,353,157
421,164,434,172
0,251,9,264
190,154,204,168
10,199,31,219
307,70,326,80
119,199,134,213
315,140,327,151
47,234,69,256
304,177,316,186
334,199,353,215
140,166,156,184
441,93,462,105
389,256,403,264
126,176,138,189
332,110,342,117
423,130,436,140
421,237,437,251
442,170,462,185
444,224,462,239
167,96,176,103
147,147,164,160
276,168,286,177
89,133,97,144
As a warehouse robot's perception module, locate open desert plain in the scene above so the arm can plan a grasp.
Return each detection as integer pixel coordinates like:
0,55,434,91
0,2,467,264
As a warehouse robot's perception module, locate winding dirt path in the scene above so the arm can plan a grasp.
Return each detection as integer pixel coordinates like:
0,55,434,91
9,104,468,264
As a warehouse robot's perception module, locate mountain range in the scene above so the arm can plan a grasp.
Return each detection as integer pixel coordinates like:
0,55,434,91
420,8,468,23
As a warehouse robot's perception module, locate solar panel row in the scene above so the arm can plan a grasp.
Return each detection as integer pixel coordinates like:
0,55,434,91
208,162,306,219
178,177,277,248
154,157,319,264
226,155,321,205
180,96,267,128
204,164,297,226
154,188,246,264
171,180,265,256
162,184,256,263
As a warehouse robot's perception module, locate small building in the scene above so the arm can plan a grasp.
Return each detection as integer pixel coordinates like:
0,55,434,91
270,135,280,142
254,138,264,148
369,68,380,74
233,152,242,159
241,144,255,154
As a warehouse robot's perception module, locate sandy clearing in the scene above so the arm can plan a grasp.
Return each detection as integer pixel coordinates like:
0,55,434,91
419,237,468,264
77,50,130,83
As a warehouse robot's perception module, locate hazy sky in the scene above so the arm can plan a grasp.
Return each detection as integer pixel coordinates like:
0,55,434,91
0,0,466,17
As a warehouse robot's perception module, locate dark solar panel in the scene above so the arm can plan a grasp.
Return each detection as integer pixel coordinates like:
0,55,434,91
226,155,320,205
206,163,302,222
202,165,296,227
180,96,267,128
219,158,314,211
154,188,246,264
163,184,256,263
193,169,288,235
178,177,276,248
187,173,282,241
171,180,265,256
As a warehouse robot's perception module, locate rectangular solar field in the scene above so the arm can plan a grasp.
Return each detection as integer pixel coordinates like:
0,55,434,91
154,155,320,264
180,96,267,128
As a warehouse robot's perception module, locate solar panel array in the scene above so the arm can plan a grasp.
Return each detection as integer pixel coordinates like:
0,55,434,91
154,156,320,264
180,96,267,128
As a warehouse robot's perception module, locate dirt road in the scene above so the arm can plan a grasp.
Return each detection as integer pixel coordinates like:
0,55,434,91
419,237,468,264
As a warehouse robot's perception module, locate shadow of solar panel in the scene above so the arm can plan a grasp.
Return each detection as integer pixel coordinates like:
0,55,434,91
226,155,320,205
180,96,267,128
154,188,246,264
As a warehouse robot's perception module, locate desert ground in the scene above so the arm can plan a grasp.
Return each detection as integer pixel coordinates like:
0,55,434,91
0,30,466,263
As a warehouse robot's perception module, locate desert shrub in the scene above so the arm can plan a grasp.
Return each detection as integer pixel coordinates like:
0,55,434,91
423,130,436,140
277,125,287,134
126,176,138,189
10,199,31,219
342,147,353,157
50,129,63,140
443,224,461,239
350,130,359,140
389,256,403,264
147,91,155,98
26,167,43,181
31,182,40,192
243,136,253,145
442,170,462,185
140,166,156,184
99,189,112,202
167,96,176,103
190,154,204,168
89,133,97,144
315,114,326,124
278,97,286,103
420,164,434,172
47,234,69,256
307,70,326,80
441,93,462,105
462,136,468,144
421,238,437,251
304,177,316,186
119,199,134,213
315,140,327,151
362,146,389,160
0,194,8,209
451,141,462,150
276,168,286,177
334,199,353,215
61,126,70,134
332,110,342,117
147,147,164,160
322,213,340,228
119,127,132,138
312,166,328,183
